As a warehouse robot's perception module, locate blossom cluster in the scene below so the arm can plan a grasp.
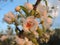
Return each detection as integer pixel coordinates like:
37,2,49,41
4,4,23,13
3,0,59,45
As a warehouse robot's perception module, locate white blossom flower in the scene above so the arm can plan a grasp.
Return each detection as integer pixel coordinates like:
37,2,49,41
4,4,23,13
23,16,38,32
48,4,59,18
33,31,39,38
52,11,58,18
44,17,52,29
37,4,47,17
43,33,50,39
24,37,29,42
3,12,15,24
40,33,50,43
46,18,52,25
24,37,34,45
25,41,34,45
3,16,12,24
0,35,8,41
41,15,52,29
37,3,52,29
44,33,50,43
51,6,59,18
24,2,33,11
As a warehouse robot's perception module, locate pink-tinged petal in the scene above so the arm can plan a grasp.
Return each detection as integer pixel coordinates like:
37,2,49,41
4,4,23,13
0,35,8,41
37,4,47,16
4,14,11,19
24,2,33,11
15,36,25,45
23,16,39,32
46,18,52,25
4,12,15,22
8,12,15,19
27,16,34,19
3,17,12,24
23,21,30,32
43,17,52,29
21,17,26,23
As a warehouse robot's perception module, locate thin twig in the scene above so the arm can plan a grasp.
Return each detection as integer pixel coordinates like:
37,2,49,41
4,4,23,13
33,0,41,10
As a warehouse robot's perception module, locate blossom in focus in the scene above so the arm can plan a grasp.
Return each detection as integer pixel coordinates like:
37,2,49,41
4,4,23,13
37,4,47,17
0,35,8,41
15,6,21,12
24,2,33,11
3,12,15,24
23,16,38,32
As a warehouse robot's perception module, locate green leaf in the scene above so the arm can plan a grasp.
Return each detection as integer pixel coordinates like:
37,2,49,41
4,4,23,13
20,6,29,17
48,15,53,18
43,0,48,6
30,38,39,45
35,11,41,18
37,27,43,37
29,10,35,16
15,29,19,35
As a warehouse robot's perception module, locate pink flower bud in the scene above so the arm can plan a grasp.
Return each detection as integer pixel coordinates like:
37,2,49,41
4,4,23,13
8,12,15,21
3,12,15,24
3,17,12,24
47,18,52,25
15,6,20,12
24,2,33,11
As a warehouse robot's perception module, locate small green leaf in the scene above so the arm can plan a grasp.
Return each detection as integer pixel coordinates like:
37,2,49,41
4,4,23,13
30,38,39,45
37,27,43,37
45,0,48,6
43,0,48,6
30,10,35,16
15,29,19,35
35,11,40,18
48,15,53,18
20,6,29,17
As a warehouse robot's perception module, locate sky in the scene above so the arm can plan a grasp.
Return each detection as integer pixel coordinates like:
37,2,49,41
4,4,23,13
0,0,60,31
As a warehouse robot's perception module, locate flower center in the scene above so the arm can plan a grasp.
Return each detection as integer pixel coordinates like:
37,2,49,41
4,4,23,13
26,22,32,28
26,21,34,29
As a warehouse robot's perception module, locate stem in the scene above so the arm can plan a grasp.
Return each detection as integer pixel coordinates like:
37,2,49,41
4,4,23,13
33,0,41,10
19,11,25,17
42,23,46,33
14,19,20,34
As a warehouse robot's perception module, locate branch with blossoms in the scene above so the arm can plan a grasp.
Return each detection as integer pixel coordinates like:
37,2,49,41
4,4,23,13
3,0,59,45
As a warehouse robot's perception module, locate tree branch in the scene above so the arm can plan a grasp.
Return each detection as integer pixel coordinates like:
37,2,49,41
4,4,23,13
33,0,41,10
